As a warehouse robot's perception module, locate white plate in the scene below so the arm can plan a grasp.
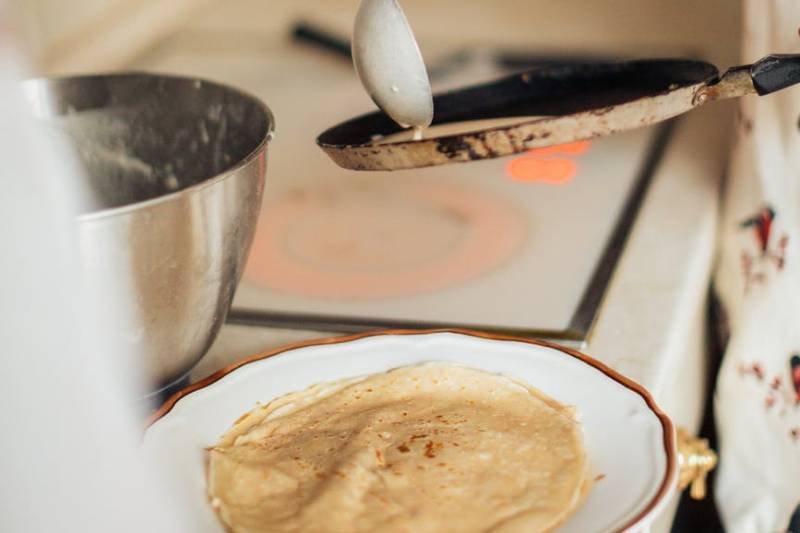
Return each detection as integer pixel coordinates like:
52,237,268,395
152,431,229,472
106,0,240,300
144,330,676,532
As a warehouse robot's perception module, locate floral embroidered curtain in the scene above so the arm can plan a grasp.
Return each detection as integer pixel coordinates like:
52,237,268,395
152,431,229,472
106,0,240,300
714,1,800,530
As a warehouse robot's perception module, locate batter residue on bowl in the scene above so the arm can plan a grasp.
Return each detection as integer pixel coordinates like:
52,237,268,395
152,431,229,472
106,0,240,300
207,363,590,532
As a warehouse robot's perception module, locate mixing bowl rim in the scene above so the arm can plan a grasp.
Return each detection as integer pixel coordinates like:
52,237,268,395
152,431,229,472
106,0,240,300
26,71,275,222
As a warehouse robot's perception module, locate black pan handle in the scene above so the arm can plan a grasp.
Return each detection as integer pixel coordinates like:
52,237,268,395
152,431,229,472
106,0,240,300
696,53,800,105
749,54,800,95
291,22,352,60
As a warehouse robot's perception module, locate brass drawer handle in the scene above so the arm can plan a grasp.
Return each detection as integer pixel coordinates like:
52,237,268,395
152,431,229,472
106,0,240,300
677,427,718,500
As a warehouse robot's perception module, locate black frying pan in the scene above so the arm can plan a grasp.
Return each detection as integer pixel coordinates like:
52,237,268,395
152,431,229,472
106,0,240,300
317,54,800,171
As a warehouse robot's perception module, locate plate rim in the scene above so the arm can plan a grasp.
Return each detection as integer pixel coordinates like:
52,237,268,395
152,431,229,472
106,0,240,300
147,328,676,532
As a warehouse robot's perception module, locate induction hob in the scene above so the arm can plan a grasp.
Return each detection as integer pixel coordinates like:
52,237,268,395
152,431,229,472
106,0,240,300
226,40,674,344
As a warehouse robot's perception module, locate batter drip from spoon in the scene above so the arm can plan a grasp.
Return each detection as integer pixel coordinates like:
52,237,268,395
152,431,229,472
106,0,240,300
352,0,433,138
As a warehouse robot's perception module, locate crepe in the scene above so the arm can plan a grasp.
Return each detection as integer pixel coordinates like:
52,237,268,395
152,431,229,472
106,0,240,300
207,363,590,533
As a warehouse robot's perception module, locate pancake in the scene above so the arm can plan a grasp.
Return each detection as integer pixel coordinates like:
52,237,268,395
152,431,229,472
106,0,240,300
207,363,590,533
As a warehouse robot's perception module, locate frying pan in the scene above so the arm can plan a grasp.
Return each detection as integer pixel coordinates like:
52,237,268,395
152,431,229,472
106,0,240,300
317,54,800,171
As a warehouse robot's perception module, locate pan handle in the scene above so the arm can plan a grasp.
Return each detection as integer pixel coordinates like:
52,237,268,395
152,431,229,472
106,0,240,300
749,54,800,95
694,54,800,105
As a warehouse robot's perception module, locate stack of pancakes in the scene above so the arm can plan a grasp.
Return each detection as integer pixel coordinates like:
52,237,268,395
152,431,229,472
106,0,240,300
208,363,591,532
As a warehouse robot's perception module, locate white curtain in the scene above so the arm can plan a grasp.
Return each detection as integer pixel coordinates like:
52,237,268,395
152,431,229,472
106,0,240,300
714,1,800,530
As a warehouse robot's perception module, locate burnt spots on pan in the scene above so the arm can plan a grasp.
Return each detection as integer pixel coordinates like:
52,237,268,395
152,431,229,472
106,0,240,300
480,140,500,159
590,105,615,117
435,136,480,160
522,131,552,143
473,132,501,158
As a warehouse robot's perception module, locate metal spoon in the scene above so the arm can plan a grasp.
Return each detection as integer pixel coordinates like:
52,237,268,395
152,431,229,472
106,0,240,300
318,54,800,171
352,0,433,131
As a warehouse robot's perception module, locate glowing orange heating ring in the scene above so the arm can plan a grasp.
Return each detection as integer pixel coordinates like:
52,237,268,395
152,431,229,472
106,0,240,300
506,141,590,184
245,183,526,299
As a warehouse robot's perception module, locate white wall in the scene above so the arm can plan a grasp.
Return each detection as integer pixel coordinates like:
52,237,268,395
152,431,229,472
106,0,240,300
15,0,214,73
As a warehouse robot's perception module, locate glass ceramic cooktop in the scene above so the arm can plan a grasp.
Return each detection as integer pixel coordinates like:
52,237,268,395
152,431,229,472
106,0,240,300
226,42,672,342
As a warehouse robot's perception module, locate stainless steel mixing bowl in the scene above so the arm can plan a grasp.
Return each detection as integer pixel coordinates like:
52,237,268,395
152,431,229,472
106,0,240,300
26,73,274,395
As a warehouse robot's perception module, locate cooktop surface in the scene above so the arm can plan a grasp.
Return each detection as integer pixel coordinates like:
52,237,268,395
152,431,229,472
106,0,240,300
228,44,671,341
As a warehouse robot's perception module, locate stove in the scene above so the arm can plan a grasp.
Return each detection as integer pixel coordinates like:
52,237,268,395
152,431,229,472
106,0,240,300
226,48,673,345
127,3,736,528
232,129,671,344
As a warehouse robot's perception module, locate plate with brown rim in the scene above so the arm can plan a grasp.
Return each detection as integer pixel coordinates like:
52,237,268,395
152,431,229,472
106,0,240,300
144,329,676,532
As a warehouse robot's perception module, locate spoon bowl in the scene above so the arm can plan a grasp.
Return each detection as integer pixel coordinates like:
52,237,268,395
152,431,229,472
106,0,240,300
352,0,433,129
